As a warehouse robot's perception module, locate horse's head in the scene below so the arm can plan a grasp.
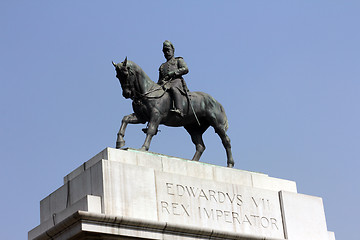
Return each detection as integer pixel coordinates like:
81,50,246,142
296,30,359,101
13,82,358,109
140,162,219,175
113,57,136,99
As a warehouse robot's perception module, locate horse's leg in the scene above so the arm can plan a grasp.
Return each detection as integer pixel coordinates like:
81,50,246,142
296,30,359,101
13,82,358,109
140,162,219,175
116,113,144,149
140,113,161,151
215,127,234,168
185,125,209,161
190,132,205,161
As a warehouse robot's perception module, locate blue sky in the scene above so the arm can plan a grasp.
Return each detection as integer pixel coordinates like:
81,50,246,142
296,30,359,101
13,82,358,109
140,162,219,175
1,1,359,239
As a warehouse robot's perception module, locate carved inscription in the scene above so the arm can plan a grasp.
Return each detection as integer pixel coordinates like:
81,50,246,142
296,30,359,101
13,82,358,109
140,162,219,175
161,201,190,216
165,183,243,206
157,181,282,233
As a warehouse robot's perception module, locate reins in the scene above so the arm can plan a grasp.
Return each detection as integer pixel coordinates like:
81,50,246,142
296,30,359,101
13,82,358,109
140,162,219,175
127,69,167,100
137,83,167,99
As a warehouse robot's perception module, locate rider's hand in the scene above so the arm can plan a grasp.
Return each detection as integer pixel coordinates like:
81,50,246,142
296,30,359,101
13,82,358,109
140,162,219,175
167,71,175,78
163,84,170,91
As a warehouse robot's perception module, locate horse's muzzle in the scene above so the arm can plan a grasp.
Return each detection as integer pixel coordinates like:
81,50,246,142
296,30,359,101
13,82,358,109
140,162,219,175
123,89,132,99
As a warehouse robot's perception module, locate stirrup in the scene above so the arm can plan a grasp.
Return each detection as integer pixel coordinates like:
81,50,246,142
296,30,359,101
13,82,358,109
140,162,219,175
170,108,183,117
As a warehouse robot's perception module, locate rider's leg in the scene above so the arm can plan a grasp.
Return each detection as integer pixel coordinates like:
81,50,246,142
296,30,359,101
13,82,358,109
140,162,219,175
169,86,183,116
173,88,183,110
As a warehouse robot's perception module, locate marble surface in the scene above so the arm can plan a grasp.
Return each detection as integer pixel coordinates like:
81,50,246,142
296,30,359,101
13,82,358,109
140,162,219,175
29,147,335,240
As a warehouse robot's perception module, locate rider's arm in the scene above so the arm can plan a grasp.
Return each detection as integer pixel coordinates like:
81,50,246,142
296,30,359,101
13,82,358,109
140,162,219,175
158,65,165,84
174,57,189,77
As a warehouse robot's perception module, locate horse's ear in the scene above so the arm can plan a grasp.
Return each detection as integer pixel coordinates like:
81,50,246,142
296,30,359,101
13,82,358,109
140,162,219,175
123,56,127,66
112,61,117,68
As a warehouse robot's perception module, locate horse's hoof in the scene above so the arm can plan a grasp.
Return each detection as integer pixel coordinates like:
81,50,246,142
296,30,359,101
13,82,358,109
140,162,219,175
227,163,234,168
116,140,125,149
140,146,148,151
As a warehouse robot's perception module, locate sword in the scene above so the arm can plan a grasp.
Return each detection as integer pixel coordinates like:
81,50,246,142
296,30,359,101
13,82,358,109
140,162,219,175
184,85,201,126
161,76,201,126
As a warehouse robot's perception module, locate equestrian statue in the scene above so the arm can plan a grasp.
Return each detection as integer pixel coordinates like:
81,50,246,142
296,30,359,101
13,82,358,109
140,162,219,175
112,40,234,167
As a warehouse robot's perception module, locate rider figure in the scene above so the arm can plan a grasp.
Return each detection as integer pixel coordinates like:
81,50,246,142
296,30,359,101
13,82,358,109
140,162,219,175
158,40,189,117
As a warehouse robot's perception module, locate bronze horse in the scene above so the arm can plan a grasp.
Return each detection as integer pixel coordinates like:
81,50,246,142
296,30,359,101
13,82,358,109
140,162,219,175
113,58,234,167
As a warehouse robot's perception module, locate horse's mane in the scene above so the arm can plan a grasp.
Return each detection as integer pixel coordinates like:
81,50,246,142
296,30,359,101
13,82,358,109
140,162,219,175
126,60,164,97
128,60,153,83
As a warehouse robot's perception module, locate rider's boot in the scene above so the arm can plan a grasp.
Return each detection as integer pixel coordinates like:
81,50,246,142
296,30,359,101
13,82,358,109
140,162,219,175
169,88,184,117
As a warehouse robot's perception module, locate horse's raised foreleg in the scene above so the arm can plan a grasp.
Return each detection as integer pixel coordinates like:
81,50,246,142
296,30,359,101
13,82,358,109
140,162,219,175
116,113,144,149
140,113,161,151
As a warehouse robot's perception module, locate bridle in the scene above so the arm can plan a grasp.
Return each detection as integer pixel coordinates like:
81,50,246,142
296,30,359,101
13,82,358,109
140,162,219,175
120,66,167,100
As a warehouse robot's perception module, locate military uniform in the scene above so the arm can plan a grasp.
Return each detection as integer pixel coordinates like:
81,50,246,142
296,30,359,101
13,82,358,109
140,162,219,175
158,57,188,86
158,56,189,114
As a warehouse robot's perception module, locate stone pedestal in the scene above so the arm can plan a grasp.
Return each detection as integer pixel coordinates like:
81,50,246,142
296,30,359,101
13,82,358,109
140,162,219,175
29,148,335,240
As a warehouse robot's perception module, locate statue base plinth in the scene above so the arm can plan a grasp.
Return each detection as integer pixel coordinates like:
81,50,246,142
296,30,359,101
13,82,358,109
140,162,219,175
29,148,335,240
